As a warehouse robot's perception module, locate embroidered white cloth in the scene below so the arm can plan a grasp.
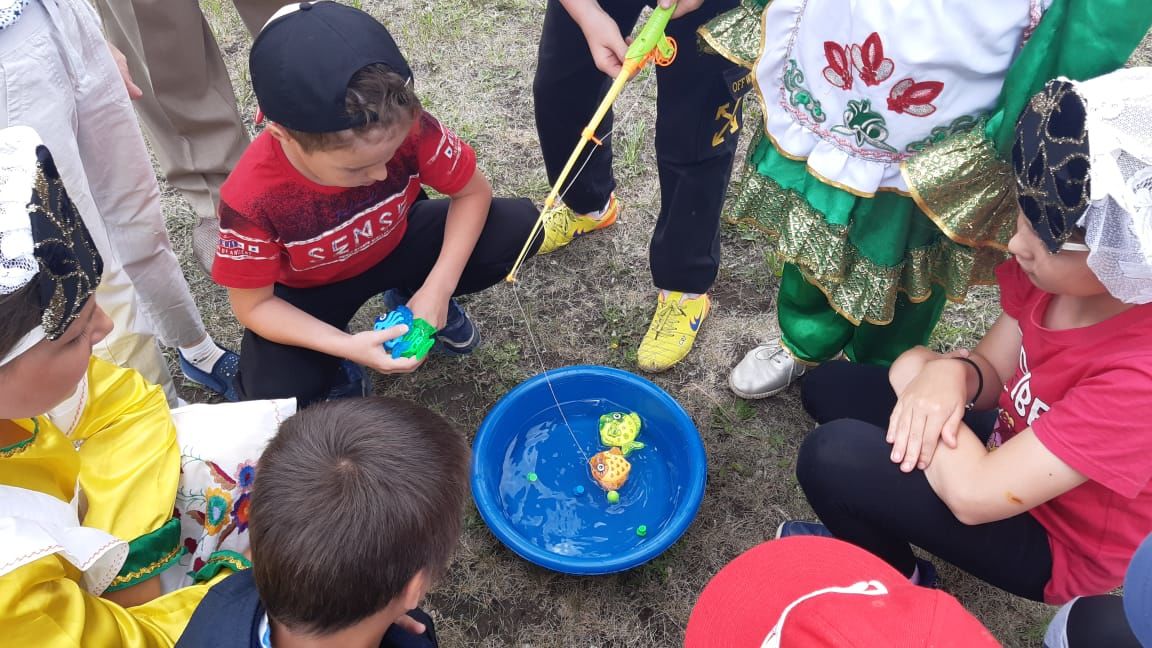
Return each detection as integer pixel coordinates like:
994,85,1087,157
755,0,1051,196
158,398,296,593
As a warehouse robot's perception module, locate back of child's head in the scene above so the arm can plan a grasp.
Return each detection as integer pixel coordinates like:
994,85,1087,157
249,397,469,635
250,2,421,152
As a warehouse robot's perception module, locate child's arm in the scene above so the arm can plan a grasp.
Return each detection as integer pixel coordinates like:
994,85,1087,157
229,285,421,374
406,170,493,329
924,424,1087,525
886,312,1022,472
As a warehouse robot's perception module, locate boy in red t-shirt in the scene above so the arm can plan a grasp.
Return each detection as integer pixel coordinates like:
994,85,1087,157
774,70,1152,606
212,2,540,405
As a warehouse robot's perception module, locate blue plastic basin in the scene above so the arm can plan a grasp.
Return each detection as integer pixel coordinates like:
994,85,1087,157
471,365,707,574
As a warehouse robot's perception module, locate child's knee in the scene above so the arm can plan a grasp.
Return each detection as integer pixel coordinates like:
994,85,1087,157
795,419,883,495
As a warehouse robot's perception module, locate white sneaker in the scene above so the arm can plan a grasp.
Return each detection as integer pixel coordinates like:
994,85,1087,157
728,339,810,399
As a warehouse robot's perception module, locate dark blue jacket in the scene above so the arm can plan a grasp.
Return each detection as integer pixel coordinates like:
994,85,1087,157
176,570,438,648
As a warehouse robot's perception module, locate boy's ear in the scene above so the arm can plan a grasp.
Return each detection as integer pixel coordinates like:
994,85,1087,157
265,121,291,144
399,569,429,610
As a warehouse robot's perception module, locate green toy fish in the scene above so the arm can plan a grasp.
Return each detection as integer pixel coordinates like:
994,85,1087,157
598,411,644,455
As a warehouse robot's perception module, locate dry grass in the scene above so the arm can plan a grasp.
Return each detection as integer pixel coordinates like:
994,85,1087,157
153,4,1152,646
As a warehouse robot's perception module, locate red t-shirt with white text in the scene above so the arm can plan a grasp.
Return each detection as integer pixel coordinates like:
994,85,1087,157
212,111,476,289
992,259,1152,603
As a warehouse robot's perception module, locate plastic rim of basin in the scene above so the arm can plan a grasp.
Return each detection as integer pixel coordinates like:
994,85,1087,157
471,365,707,575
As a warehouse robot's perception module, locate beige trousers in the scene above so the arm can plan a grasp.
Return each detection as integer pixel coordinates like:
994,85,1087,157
95,0,285,273
0,0,219,404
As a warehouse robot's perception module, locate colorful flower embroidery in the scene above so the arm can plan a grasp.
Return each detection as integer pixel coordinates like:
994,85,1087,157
235,461,256,490
887,78,944,117
905,114,980,153
204,488,233,535
232,492,251,532
831,99,897,153
784,59,826,123
850,33,893,87
822,42,852,90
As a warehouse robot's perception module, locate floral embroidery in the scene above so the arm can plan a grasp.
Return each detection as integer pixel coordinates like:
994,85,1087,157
784,59,826,122
822,42,852,90
831,99,897,153
236,461,256,490
204,488,233,535
905,115,980,153
850,33,893,87
888,78,944,117
232,492,251,532
823,33,893,91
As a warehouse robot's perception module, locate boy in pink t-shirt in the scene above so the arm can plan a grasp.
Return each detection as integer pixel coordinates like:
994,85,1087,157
776,69,1152,607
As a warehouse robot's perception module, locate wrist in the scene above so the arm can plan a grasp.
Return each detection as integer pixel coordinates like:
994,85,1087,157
948,357,984,409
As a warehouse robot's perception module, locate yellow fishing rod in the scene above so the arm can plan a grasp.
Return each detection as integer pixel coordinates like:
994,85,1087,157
506,5,678,283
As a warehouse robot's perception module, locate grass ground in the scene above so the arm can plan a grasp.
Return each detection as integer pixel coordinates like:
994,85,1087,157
159,3,1152,645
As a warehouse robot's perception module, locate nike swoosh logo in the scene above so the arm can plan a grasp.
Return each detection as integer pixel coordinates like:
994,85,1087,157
689,315,703,331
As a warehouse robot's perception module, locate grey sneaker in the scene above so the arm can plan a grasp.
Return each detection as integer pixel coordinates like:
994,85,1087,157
728,339,810,399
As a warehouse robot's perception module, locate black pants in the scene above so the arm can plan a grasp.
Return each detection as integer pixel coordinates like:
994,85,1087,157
237,197,541,405
796,361,1054,601
1057,595,1141,648
533,0,744,294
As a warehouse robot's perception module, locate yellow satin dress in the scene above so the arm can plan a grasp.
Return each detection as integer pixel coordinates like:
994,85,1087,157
0,357,212,647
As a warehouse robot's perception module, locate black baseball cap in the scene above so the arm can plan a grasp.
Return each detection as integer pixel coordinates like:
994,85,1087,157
250,1,413,133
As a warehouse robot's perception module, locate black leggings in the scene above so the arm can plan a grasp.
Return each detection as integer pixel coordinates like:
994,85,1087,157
236,197,540,405
797,361,1054,601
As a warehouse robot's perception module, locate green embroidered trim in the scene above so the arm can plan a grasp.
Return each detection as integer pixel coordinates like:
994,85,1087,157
0,418,38,458
783,59,826,123
191,550,251,584
105,517,184,591
905,115,981,154
830,99,897,153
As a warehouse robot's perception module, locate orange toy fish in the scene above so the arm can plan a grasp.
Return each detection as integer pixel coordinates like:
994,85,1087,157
589,447,632,491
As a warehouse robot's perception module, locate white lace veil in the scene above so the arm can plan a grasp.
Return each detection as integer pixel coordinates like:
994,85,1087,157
1074,68,1152,304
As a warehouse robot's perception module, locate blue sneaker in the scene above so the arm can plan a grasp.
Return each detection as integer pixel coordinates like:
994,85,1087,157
381,289,480,356
178,349,240,402
775,520,835,539
325,360,370,401
913,558,939,589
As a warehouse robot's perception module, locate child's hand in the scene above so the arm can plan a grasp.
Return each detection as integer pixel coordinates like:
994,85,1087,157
343,326,424,374
887,358,970,472
107,43,143,100
658,0,703,19
578,8,629,77
406,285,451,330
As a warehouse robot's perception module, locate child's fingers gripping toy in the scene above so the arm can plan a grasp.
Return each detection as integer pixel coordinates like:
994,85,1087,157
374,305,436,361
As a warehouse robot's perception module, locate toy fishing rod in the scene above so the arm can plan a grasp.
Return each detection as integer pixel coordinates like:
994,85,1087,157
506,5,678,283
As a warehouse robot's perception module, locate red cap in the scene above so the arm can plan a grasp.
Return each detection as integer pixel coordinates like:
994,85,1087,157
685,537,1000,647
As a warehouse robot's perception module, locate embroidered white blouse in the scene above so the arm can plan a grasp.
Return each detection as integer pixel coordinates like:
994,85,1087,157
755,0,1052,196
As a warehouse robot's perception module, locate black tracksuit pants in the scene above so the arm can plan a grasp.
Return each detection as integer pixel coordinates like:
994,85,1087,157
797,361,1055,602
236,197,540,406
533,0,744,294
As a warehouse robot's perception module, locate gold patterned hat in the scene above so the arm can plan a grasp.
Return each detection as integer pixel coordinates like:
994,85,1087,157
1012,79,1092,253
0,126,102,365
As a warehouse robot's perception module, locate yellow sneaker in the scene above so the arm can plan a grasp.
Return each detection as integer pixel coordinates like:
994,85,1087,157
537,194,619,255
637,291,710,372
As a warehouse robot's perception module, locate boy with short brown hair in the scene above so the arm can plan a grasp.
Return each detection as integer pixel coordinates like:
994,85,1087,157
212,1,540,405
177,397,471,647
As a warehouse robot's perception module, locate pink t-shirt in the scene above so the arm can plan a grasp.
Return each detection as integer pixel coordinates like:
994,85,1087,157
992,259,1152,603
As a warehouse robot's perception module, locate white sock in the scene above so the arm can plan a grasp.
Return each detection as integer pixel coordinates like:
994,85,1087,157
179,336,226,373
909,564,921,585
659,290,703,302
582,197,613,220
